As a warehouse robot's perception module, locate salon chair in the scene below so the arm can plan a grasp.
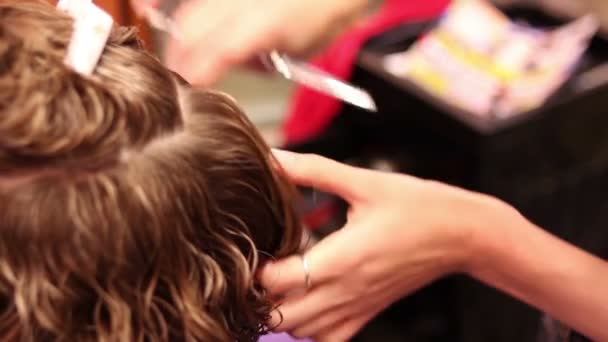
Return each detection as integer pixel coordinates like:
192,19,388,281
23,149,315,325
286,4,608,342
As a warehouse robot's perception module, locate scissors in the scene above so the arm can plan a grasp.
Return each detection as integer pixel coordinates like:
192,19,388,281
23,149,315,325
142,6,378,112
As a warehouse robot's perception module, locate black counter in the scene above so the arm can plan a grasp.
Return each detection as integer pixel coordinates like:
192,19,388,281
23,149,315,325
287,6,608,342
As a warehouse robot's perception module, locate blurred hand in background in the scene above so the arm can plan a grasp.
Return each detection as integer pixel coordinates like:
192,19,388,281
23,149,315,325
131,0,368,85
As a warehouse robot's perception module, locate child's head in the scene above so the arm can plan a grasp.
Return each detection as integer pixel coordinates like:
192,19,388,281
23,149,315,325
0,1,302,340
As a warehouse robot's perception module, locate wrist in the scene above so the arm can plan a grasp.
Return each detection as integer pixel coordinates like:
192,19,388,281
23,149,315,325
460,194,524,277
436,186,520,276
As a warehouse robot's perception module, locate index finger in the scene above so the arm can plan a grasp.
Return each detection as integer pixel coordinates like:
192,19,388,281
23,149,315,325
272,150,369,203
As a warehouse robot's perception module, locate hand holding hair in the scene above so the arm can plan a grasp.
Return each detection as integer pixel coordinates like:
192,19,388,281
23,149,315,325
260,150,608,342
259,150,485,341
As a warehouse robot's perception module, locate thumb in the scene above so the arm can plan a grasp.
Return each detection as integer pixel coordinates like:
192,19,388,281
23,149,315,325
272,150,369,202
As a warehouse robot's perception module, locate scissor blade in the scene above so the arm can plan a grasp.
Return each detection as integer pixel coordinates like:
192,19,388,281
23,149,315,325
141,10,377,112
269,52,377,112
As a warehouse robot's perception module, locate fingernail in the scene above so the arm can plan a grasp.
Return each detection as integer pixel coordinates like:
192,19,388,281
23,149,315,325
271,149,296,164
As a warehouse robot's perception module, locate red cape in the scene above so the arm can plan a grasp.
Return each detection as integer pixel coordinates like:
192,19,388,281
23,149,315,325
283,0,450,145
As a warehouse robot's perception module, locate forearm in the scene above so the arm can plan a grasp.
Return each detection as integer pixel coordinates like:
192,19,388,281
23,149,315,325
468,202,608,341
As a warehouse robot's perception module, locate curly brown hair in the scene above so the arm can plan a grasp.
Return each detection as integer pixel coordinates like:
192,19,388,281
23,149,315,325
0,1,302,341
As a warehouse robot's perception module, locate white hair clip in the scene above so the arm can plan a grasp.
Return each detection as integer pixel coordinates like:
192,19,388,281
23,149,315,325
57,0,114,75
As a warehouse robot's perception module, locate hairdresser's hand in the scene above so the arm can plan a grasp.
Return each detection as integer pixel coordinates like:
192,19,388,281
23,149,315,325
259,151,508,341
156,0,368,86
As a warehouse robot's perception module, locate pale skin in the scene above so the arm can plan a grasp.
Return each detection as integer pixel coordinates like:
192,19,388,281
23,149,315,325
129,1,608,340
260,150,608,342
131,0,368,85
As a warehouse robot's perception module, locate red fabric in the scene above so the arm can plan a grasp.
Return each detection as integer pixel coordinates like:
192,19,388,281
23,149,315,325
283,0,450,145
